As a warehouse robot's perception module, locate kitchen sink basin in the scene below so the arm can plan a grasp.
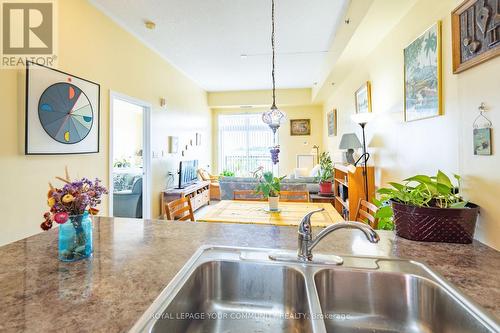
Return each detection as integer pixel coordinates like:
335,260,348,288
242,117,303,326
315,268,494,333
130,246,500,333
151,260,312,333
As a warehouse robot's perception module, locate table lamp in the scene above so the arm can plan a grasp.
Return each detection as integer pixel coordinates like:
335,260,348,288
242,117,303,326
338,133,362,164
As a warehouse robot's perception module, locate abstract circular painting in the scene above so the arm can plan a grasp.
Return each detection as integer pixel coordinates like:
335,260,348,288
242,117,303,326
38,83,94,144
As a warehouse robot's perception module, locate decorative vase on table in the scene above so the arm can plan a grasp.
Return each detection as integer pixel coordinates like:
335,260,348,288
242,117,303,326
268,196,279,211
58,212,93,262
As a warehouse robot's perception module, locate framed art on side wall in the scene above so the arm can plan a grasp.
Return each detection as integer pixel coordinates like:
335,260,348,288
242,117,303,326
355,82,372,114
404,22,442,122
451,0,500,74
25,61,100,154
327,109,337,137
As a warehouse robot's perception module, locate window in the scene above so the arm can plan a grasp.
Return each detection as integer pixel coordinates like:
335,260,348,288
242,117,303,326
218,114,274,175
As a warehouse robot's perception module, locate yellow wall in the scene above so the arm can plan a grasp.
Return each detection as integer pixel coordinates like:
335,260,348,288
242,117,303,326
0,0,211,246
212,105,324,176
208,89,323,176
208,88,314,108
113,101,143,165
321,0,500,249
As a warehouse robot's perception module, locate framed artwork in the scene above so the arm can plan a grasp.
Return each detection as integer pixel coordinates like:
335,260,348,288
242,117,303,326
327,109,337,137
452,0,500,74
473,128,492,155
25,61,100,154
355,82,372,114
404,22,442,122
290,119,311,136
167,136,178,154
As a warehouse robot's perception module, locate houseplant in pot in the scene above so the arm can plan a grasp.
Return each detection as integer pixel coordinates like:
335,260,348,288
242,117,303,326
377,170,479,244
317,152,334,195
255,171,285,211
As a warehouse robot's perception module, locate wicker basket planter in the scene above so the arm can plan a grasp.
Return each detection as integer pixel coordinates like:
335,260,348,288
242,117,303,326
391,201,479,244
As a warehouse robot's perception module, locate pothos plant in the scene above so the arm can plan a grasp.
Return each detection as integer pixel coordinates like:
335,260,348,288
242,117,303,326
255,171,285,198
374,170,468,230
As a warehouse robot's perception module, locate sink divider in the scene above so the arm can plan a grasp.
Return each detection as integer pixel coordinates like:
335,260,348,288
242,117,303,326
303,266,328,333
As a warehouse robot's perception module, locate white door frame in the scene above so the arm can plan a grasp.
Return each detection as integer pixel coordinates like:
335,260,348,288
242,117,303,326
109,91,152,219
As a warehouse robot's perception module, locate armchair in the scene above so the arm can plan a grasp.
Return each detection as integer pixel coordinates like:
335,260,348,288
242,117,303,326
113,177,143,218
198,168,220,200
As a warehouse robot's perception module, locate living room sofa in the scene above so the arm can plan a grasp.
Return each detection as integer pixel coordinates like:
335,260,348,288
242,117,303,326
219,176,320,200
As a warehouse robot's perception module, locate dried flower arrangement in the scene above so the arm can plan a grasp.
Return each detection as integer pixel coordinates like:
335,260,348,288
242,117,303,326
41,167,107,231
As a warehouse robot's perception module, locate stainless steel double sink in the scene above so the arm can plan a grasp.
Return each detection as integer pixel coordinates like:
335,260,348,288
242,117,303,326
130,246,500,333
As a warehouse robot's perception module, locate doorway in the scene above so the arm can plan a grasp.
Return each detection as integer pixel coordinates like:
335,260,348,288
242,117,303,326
109,92,151,219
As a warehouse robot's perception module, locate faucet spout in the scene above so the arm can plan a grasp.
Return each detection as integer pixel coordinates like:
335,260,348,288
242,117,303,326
308,222,380,253
296,208,380,263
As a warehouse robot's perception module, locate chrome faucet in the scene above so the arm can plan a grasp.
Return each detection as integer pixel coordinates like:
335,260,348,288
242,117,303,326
297,208,380,263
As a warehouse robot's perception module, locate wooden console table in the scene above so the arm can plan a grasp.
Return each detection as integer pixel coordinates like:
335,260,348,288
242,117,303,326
161,181,210,219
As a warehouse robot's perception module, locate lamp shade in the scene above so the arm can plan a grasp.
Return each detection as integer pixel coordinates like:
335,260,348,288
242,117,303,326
339,133,362,150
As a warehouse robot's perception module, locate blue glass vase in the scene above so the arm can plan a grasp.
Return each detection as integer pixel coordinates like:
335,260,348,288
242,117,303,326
58,212,93,262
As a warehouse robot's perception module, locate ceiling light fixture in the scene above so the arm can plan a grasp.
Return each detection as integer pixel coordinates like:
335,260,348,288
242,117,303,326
145,20,156,30
262,0,286,135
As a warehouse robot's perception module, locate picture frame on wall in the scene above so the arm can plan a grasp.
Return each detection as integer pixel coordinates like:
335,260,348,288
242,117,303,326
473,127,492,155
451,0,500,74
404,21,442,122
355,82,372,114
290,119,311,136
25,61,100,154
327,109,337,137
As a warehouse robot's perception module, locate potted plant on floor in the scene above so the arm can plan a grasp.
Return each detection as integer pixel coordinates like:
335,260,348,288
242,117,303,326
317,152,334,195
377,170,479,244
255,171,285,211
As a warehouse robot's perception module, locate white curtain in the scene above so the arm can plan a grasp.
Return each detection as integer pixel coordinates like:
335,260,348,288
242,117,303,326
218,114,274,175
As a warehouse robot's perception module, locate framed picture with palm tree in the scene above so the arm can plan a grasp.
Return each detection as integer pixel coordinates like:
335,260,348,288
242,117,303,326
404,21,442,122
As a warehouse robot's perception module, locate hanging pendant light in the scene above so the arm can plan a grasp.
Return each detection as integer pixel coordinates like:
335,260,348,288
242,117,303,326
262,0,286,134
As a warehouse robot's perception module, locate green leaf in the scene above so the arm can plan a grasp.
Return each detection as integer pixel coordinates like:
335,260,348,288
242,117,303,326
377,188,396,196
263,172,273,183
436,183,452,195
405,175,433,184
375,206,393,218
437,170,453,188
450,201,468,208
389,182,405,191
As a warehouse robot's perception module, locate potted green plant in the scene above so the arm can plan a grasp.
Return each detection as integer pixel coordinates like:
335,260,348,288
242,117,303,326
255,171,285,211
220,170,235,177
377,170,479,244
317,152,334,194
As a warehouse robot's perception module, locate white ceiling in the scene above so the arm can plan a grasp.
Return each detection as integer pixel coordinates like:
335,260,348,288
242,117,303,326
90,0,348,91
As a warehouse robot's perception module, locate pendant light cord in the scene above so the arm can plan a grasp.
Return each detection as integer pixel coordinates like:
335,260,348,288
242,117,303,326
271,0,276,108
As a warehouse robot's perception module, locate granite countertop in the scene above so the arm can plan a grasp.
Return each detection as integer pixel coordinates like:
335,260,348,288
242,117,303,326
0,217,499,332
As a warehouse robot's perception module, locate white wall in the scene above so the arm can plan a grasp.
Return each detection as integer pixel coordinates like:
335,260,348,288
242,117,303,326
322,0,500,249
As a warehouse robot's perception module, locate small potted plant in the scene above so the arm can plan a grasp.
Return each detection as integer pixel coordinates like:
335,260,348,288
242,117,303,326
377,170,479,244
41,170,107,261
255,171,285,211
317,152,334,194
